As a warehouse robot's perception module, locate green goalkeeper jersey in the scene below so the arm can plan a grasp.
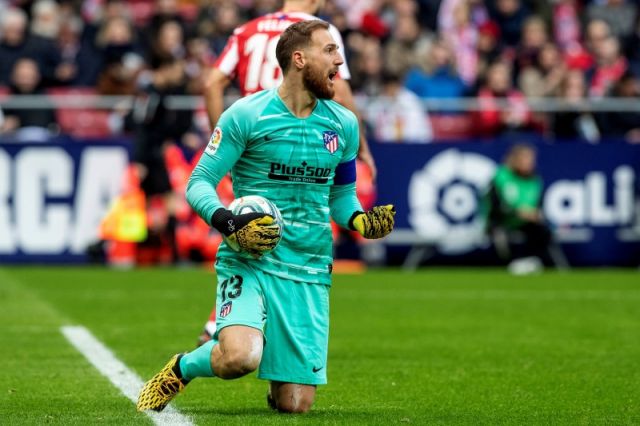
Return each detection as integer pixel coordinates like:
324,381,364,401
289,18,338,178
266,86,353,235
487,165,543,229
186,88,362,285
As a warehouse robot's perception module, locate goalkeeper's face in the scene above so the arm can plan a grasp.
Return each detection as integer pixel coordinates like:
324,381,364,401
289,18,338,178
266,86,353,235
302,29,343,100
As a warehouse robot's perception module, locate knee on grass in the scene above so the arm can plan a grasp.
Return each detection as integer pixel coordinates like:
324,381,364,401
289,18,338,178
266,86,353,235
272,392,314,413
275,398,313,413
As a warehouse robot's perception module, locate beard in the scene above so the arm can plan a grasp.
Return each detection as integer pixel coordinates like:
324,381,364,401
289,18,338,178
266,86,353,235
302,65,334,99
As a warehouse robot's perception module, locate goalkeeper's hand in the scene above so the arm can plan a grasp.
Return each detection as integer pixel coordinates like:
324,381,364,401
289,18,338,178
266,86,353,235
349,205,396,239
211,208,281,255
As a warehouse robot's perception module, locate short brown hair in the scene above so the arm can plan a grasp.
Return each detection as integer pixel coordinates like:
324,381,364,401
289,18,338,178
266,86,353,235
276,20,330,74
506,143,536,164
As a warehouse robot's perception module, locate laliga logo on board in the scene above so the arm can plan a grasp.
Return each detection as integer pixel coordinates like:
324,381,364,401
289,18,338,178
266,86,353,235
408,149,496,254
544,166,635,227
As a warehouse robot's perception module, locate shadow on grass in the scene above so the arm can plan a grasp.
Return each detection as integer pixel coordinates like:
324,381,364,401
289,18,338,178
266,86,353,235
186,405,406,423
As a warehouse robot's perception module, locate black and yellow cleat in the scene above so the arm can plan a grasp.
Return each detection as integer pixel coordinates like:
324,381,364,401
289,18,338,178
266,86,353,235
137,354,188,412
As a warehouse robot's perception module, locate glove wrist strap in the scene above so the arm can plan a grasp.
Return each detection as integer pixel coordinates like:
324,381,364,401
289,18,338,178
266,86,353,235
211,208,234,236
348,211,364,231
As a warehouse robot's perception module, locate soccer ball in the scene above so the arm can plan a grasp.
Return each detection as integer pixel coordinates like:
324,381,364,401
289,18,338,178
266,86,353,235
226,195,284,255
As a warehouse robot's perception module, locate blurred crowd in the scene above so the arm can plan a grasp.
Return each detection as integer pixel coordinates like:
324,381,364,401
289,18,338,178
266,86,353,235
0,0,639,144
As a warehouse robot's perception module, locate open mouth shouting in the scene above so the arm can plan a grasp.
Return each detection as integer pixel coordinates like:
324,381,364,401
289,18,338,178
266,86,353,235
328,70,338,85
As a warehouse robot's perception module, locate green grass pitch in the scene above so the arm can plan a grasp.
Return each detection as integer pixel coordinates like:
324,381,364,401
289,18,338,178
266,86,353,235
1,267,639,425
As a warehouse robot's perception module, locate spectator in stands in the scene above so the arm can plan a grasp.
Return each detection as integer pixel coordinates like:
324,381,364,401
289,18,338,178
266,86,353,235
55,13,84,86
149,20,185,68
514,16,549,78
0,8,50,85
586,0,637,41
148,19,211,96
194,0,216,39
27,0,65,86
518,42,567,98
586,33,628,97
350,35,385,95
134,57,193,190
183,35,214,96
596,72,640,143
476,20,503,81
145,0,186,45
483,143,568,273
405,37,468,99
0,58,57,136
31,0,61,39
81,0,132,47
208,1,243,56
132,57,194,263
95,16,145,95
489,0,531,48
585,18,612,52
552,0,582,52
364,71,433,143
383,10,433,77
441,0,480,86
474,60,533,137
439,0,488,33
552,69,600,142
584,18,612,70
0,5,62,86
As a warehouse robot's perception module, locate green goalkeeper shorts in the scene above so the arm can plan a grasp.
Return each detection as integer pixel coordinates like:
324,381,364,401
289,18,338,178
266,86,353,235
214,257,330,385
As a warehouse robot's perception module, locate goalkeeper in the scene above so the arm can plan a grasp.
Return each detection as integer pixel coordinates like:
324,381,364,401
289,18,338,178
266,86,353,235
137,20,395,414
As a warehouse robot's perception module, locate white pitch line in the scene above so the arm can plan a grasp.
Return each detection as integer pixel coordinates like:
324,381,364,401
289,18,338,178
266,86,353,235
61,326,194,426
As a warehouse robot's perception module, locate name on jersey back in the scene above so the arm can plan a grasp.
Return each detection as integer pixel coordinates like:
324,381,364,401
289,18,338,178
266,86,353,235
257,19,298,33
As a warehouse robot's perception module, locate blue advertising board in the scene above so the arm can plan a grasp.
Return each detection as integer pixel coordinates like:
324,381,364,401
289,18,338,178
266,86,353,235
1,138,639,266
371,141,640,266
0,139,129,263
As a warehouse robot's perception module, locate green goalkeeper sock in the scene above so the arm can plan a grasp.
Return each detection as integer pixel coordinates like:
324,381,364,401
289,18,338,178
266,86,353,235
179,340,216,381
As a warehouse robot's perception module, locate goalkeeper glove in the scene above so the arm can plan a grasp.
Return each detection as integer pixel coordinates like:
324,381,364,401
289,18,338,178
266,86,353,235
211,208,281,255
349,205,396,239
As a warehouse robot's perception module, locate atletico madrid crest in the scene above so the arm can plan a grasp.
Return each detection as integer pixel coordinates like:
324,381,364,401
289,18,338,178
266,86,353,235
323,131,339,154
219,301,232,318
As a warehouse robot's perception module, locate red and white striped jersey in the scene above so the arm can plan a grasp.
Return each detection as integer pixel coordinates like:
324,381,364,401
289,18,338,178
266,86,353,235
214,11,351,96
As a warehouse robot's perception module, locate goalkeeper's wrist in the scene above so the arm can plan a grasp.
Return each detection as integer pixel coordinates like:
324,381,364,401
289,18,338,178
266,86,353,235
211,208,234,236
348,211,364,231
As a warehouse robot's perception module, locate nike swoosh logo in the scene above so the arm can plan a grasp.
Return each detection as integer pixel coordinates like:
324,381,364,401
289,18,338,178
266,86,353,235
312,366,323,373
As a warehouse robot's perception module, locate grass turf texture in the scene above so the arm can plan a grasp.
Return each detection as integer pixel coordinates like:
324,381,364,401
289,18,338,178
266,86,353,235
1,267,639,425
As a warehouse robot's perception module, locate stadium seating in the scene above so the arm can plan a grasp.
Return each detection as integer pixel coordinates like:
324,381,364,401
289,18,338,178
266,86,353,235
47,87,113,138
430,113,475,141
